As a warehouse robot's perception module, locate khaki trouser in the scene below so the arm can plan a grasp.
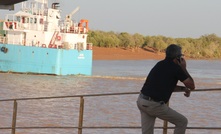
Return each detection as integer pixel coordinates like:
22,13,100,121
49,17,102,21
137,95,188,134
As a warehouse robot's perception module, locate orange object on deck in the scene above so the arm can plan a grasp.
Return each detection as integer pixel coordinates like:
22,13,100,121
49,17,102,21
78,19,89,32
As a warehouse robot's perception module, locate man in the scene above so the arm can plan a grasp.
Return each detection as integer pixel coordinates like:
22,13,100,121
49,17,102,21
137,44,195,134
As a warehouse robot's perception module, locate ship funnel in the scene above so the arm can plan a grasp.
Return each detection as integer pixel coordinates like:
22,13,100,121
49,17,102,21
52,3,59,9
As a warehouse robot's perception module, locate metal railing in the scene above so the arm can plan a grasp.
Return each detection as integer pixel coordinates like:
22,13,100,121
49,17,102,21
0,88,220,134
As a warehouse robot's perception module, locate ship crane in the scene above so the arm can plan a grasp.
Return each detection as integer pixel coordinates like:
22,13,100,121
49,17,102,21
65,6,80,22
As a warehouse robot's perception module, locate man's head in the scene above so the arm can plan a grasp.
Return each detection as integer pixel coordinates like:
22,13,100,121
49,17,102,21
166,44,182,59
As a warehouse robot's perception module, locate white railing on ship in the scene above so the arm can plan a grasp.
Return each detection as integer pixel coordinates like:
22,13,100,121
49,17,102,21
0,88,220,134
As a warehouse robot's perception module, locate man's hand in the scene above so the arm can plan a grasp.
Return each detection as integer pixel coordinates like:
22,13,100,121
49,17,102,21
184,87,191,97
174,86,192,97
178,57,187,69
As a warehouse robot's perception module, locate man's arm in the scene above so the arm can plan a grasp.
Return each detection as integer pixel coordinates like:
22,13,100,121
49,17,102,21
174,85,191,97
176,58,195,97
174,85,187,91
182,77,195,90
179,58,195,90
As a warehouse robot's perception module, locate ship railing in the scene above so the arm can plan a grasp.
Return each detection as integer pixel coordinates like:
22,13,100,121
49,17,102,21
0,88,220,134
60,26,87,34
4,20,42,31
3,15,23,31
4,13,45,31
59,20,88,34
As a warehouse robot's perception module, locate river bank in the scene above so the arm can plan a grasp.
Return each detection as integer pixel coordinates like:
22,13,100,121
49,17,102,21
92,46,221,60
92,46,165,60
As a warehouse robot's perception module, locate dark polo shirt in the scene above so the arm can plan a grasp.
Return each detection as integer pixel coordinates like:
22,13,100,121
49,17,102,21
141,57,188,103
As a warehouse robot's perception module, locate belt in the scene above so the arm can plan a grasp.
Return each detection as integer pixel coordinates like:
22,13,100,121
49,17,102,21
139,93,164,104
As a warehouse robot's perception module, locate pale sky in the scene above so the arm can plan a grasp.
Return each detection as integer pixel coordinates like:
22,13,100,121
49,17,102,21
1,0,221,38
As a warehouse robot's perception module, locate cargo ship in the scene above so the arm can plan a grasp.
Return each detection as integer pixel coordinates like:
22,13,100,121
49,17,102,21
0,0,92,75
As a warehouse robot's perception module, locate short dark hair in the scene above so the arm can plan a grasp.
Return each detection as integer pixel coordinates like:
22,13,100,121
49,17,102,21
166,44,182,59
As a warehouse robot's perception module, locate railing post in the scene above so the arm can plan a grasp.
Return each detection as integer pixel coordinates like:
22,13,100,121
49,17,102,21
163,102,169,134
11,100,17,134
78,96,84,134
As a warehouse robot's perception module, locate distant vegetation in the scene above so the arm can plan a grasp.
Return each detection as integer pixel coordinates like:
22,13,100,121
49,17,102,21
88,30,221,59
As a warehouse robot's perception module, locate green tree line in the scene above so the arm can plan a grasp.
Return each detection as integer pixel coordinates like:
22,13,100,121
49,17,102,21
88,30,221,59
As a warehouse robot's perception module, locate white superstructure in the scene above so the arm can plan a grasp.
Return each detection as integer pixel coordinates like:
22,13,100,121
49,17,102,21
2,0,90,50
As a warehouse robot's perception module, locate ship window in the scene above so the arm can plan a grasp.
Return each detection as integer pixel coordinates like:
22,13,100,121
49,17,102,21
25,18,29,23
16,16,21,22
30,18,33,23
40,18,43,24
22,17,25,23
